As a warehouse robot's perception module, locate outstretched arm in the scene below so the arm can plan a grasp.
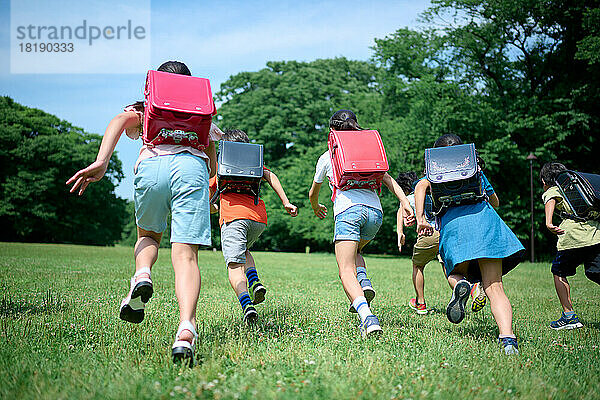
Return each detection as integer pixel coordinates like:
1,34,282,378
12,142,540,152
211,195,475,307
263,169,298,216
66,111,140,195
396,207,405,253
382,173,414,226
415,179,433,236
308,181,327,219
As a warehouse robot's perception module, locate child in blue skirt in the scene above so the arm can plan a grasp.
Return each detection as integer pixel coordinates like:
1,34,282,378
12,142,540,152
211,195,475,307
415,134,524,355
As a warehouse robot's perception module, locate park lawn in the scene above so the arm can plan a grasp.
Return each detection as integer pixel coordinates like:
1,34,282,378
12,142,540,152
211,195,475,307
0,242,599,399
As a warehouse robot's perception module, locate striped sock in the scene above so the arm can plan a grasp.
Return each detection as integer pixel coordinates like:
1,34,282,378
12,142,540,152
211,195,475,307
238,292,252,310
352,296,373,323
356,266,368,283
245,267,260,287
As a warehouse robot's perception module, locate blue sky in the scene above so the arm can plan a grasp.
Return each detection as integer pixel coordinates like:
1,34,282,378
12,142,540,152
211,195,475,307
0,0,430,199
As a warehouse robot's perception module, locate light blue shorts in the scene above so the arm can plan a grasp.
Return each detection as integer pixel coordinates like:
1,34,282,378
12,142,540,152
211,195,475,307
134,153,211,245
333,205,383,242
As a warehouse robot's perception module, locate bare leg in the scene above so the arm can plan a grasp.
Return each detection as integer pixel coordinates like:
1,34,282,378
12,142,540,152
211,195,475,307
171,243,200,343
335,240,363,302
228,262,247,297
554,275,574,313
243,251,256,273
413,263,426,304
479,258,514,337
134,227,162,279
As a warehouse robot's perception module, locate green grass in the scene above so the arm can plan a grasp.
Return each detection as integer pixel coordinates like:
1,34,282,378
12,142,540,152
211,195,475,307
1,242,599,399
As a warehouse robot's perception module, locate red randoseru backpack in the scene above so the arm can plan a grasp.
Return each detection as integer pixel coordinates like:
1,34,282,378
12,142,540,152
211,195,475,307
143,70,216,150
327,129,389,200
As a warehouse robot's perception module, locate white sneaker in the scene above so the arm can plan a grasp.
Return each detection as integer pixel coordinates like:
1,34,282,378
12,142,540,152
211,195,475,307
119,267,153,324
172,320,197,367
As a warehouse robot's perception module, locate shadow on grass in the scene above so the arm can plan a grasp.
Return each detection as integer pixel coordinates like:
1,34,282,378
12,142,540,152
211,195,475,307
0,289,68,318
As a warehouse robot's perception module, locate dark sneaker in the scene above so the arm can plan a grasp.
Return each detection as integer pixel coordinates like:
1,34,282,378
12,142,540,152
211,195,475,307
446,280,470,324
359,315,382,338
498,336,519,355
249,281,266,305
243,304,258,324
550,313,583,330
119,277,153,324
349,279,376,313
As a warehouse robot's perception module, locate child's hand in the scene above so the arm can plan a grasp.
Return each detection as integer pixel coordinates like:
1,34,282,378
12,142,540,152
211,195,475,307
417,219,434,236
402,203,415,226
284,203,298,217
312,203,327,219
546,223,565,235
66,160,108,195
397,232,406,253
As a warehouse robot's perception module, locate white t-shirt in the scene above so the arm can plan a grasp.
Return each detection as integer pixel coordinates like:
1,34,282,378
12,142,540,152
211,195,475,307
313,151,382,216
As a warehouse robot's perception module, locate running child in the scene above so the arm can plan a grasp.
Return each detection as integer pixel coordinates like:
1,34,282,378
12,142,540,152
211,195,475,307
308,109,414,338
396,172,487,315
541,162,600,329
415,134,524,355
67,61,219,366
210,129,298,324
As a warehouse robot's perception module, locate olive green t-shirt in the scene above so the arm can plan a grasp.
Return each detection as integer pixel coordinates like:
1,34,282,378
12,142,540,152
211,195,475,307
542,186,600,251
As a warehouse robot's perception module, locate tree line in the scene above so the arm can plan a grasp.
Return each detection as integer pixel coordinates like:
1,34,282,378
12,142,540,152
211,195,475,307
2,0,598,257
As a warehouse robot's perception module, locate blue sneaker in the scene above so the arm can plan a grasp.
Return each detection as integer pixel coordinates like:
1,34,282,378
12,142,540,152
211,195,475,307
498,336,519,355
550,312,583,330
446,280,470,324
359,315,382,338
349,279,376,313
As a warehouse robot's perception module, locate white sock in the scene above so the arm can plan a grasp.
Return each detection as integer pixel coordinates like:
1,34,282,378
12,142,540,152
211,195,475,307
352,296,373,323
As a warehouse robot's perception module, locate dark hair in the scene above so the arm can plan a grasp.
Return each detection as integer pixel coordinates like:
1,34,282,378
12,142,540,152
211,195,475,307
433,133,463,148
396,171,418,194
222,129,250,143
128,61,192,111
329,109,362,131
540,162,567,184
433,133,486,170
157,60,191,76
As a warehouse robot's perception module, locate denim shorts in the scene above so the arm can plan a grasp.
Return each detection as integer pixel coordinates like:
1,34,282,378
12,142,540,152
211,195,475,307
134,153,211,245
221,219,266,266
551,243,600,284
333,205,383,242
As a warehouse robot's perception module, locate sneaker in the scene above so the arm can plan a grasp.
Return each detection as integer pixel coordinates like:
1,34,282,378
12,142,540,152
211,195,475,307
359,315,383,338
408,298,428,315
249,281,267,305
470,282,487,313
550,312,583,330
243,304,258,324
349,279,376,313
446,280,470,324
498,336,519,355
172,320,197,367
119,268,153,324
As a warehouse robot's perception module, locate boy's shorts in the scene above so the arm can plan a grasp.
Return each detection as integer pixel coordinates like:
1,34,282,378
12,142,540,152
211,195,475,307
221,219,266,266
334,204,383,242
412,230,442,266
134,153,211,245
551,243,600,284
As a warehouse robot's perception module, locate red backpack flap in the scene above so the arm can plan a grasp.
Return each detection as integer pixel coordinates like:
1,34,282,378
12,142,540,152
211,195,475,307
327,129,389,197
143,70,215,150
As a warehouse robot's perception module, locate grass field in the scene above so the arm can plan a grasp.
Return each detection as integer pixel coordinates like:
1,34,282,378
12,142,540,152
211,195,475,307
1,242,599,399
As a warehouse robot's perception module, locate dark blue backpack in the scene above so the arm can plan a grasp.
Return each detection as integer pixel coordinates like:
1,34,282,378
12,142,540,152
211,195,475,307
555,170,600,221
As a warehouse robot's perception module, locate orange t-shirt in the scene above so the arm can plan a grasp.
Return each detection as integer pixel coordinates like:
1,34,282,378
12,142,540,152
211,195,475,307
209,171,268,227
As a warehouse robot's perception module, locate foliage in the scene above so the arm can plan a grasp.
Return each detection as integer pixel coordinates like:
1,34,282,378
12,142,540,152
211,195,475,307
2,243,600,399
0,97,128,245
215,1,599,257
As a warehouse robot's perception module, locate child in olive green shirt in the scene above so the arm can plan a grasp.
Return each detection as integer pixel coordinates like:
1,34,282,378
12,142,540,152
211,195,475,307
541,162,600,330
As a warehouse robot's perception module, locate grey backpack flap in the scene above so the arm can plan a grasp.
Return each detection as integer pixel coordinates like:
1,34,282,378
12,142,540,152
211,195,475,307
211,140,264,205
555,170,600,221
425,143,484,215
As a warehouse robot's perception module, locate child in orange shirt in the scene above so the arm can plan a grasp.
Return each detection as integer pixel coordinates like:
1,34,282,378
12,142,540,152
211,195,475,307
210,130,298,323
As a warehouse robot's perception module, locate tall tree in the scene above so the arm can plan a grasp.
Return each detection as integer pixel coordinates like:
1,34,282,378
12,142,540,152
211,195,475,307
0,97,128,245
